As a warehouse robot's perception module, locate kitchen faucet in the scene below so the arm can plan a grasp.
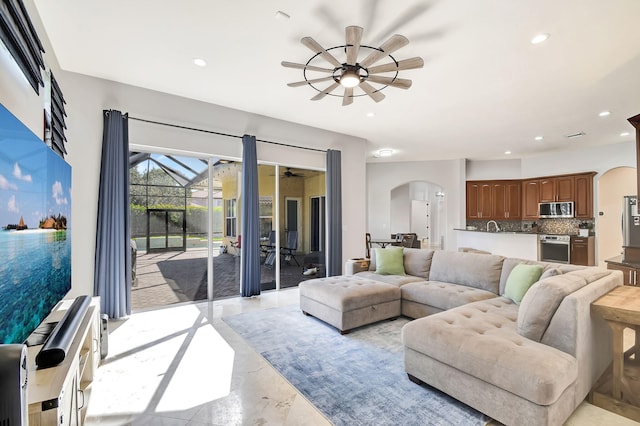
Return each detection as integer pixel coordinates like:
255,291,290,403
487,220,500,232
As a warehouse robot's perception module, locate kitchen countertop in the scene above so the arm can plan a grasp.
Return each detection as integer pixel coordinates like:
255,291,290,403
454,228,538,234
605,255,640,269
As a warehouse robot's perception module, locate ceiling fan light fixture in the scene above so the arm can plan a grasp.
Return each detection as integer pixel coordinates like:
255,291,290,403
340,68,361,88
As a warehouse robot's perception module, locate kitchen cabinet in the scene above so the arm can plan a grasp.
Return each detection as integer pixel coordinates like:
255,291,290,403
491,181,521,219
606,262,638,286
574,173,595,218
466,180,520,220
466,181,492,219
539,176,574,202
521,179,540,220
605,256,640,286
466,172,595,220
570,236,595,266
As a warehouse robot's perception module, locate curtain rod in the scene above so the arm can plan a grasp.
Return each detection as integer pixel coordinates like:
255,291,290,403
128,116,327,153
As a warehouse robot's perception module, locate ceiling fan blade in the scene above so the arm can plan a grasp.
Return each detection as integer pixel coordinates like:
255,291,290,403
367,57,424,74
301,36,342,67
281,61,334,73
311,82,341,101
287,76,334,87
345,26,363,65
359,81,385,103
342,87,354,106
367,75,412,89
360,34,410,68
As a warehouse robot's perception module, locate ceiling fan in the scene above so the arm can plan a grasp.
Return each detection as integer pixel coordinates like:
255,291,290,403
282,25,424,105
282,167,304,178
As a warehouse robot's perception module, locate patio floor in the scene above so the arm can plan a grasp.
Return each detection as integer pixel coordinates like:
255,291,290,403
131,248,322,311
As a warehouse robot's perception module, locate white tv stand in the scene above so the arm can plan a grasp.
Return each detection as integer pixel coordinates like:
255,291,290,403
27,297,101,426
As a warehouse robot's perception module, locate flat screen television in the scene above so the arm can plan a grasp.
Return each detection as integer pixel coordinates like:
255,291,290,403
0,103,71,345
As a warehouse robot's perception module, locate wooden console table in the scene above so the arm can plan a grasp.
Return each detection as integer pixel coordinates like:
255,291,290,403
590,285,640,421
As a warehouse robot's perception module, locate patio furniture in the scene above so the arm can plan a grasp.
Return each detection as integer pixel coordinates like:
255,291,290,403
365,232,372,258
230,235,241,255
281,230,300,266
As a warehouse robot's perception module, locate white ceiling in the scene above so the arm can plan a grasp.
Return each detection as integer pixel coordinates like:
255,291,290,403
33,0,640,162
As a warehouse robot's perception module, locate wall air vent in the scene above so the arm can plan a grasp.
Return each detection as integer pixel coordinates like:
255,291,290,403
565,132,586,139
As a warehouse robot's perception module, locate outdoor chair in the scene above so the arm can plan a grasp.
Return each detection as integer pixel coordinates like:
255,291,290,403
230,235,241,255
281,230,300,266
261,231,276,257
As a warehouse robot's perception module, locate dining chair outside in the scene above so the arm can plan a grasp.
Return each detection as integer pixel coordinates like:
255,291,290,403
281,230,300,266
365,232,372,258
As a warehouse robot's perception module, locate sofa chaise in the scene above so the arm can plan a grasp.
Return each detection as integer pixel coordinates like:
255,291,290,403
298,247,622,426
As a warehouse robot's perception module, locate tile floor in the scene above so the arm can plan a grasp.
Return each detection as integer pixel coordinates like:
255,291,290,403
85,289,638,426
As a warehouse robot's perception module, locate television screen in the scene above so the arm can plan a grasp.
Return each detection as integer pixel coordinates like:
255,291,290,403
0,103,71,344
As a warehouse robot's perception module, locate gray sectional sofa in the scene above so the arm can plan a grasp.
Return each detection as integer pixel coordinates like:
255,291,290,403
298,248,623,426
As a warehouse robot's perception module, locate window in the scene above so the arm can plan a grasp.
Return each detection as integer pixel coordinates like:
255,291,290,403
225,199,237,237
0,0,46,93
259,196,273,238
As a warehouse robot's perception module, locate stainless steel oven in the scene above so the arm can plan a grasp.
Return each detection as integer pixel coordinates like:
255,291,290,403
538,234,571,264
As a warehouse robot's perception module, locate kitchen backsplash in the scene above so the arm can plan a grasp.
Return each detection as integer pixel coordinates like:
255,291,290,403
467,219,595,235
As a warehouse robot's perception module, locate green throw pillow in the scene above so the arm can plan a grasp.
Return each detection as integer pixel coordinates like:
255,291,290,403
375,247,406,275
504,263,543,304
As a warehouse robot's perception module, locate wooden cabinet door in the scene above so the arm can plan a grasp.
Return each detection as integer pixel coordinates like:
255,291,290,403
479,182,492,219
522,180,540,219
506,182,521,219
491,182,507,219
571,238,588,265
539,178,556,202
574,174,594,218
466,182,481,219
556,176,574,202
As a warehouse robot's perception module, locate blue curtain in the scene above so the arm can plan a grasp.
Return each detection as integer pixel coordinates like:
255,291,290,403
241,135,261,296
326,149,342,276
94,110,131,318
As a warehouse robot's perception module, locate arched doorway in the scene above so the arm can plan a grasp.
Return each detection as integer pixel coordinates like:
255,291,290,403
390,181,445,249
596,166,636,266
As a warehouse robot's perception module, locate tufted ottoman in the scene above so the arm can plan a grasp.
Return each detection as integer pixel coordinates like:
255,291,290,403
299,275,401,334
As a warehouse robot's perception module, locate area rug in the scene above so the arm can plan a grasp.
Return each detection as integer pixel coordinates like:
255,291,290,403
223,305,489,426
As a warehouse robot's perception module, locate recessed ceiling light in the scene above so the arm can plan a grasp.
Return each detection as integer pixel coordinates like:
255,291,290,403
504,150,512,155
621,131,631,137
530,33,550,44
366,112,375,118
193,58,207,67
376,149,393,157
534,136,544,141
275,11,290,20
599,110,611,117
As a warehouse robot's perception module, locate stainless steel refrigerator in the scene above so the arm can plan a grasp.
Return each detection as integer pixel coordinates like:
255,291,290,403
623,195,640,248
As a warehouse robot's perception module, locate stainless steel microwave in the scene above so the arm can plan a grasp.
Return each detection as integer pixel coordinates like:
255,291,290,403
538,201,574,218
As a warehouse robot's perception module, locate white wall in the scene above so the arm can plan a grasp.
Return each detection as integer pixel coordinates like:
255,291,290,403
520,142,636,178
466,159,522,180
367,160,466,251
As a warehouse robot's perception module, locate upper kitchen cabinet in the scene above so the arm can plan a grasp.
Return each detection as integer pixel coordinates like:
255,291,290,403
539,176,574,202
522,179,540,220
574,172,596,218
466,181,492,219
492,181,521,220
